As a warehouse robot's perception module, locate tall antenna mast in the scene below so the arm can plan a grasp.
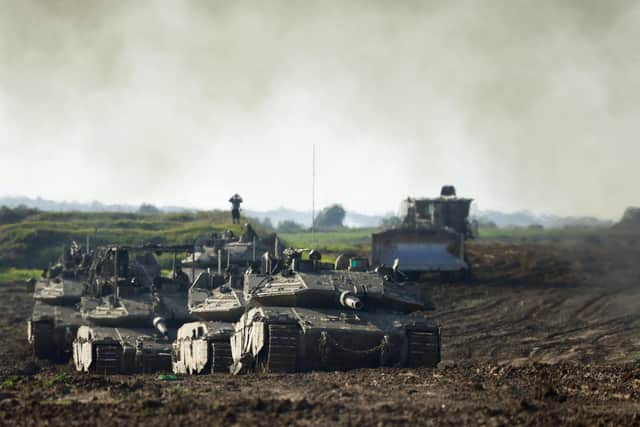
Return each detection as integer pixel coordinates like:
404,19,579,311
311,143,316,243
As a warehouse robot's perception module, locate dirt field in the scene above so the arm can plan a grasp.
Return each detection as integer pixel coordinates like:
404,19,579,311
1,239,639,426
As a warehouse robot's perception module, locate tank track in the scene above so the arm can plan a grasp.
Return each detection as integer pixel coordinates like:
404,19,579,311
265,323,298,373
211,341,233,373
94,344,123,374
140,353,172,374
407,329,440,368
30,321,56,359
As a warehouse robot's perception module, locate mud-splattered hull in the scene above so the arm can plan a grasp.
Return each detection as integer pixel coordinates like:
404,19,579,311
172,321,234,375
231,307,441,373
73,326,173,374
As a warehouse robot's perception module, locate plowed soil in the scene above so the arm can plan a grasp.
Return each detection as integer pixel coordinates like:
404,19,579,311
1,239,639,426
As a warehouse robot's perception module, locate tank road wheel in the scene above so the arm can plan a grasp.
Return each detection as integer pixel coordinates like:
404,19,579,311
407,329,440,368
260,323,298,373
211,341,233,374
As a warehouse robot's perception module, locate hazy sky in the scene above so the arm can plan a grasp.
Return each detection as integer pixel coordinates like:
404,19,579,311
1,1,639,218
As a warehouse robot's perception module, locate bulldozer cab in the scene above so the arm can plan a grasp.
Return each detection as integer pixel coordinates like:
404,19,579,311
400,186,473,238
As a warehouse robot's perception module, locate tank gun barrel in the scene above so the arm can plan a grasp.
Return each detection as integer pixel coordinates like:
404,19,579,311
153,316,168,337
139,244,195,253
339,291,363,310
97,244,194,253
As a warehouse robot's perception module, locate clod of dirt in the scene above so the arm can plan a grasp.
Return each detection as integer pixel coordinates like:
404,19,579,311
0,360,40,378
520,399,538,411
538,385,566,402
16,361,40,376
438,360,457,369
142,399,162,409
0,392,15,402
474,382,486,391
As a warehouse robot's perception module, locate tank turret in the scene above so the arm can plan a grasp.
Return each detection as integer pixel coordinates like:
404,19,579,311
180,225,277,281
187,269,246,322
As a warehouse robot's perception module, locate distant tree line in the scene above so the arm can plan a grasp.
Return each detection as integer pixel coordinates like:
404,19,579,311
314,204,346,229
0,205,40,225
268,204,348,233
381,216,401,228
138,203,161,215
277,220,305,233
617,207,640,228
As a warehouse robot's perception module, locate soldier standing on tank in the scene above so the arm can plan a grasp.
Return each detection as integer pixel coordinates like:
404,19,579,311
229,193,243,224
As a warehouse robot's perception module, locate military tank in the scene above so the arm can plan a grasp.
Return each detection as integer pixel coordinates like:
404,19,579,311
28,242,92,360
181,224,277,281
371,185,474,280
229,248,441,374
172,266,245,374
172,245,294,375
73,245,194,374
171,231,285,374
172,321,235,374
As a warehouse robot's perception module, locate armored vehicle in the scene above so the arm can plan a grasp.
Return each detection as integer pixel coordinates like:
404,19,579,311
29,294,84,360
28,242,92,360
73,245,194,374
181,225,278,281
172,321,235,374
187,268,246,321
371,185,473,279
172,266,245,374
172,233,284,374
229,249,441,373
32,241,92,305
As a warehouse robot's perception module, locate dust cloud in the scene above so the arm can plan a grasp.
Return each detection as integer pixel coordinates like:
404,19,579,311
1,1,638,217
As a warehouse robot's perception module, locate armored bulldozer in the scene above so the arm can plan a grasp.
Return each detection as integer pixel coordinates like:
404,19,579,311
371,185,474,279
28,242,92,360
73,245,194,374
229,249,441,374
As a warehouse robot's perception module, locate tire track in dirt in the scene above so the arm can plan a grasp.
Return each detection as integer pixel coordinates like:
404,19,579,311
432,240,640,365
